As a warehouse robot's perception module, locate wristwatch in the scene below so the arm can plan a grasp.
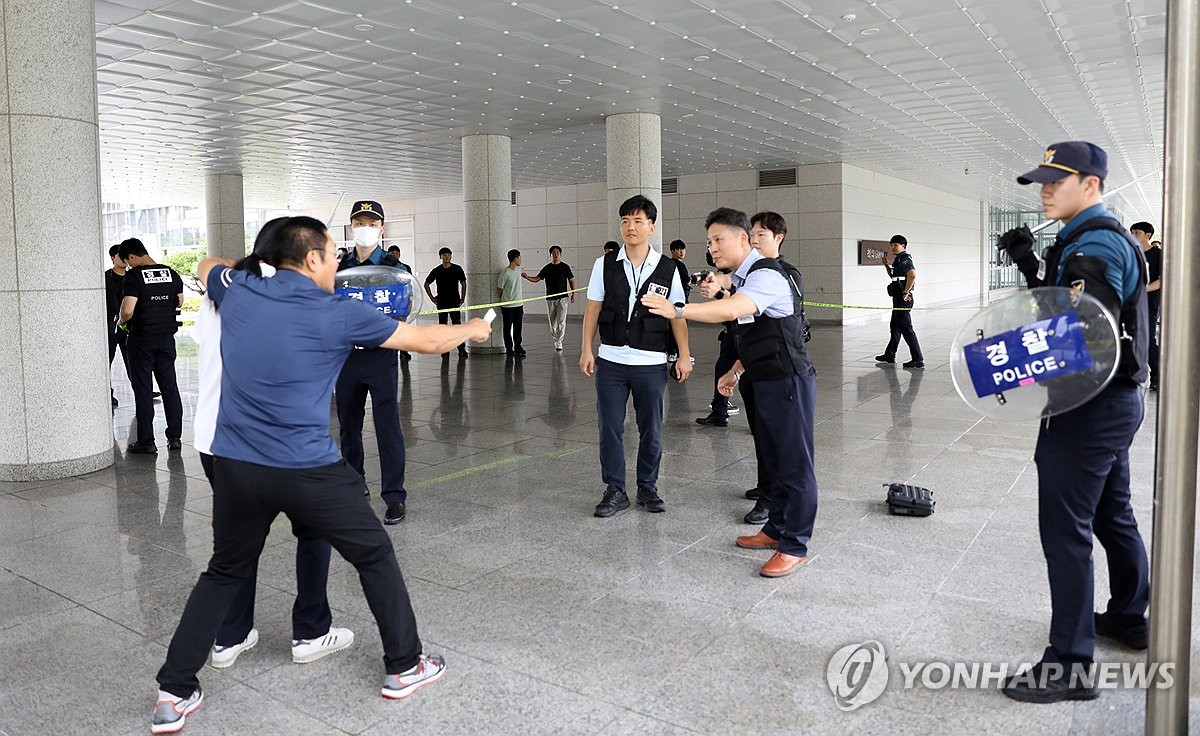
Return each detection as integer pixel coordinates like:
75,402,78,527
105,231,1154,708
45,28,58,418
674,302,686,320
714,287,726,300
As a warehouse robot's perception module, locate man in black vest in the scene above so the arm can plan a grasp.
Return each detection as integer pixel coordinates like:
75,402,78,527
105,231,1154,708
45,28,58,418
580,195,692,517
643,207,816,577
117,238,185,454
996,141,1150,703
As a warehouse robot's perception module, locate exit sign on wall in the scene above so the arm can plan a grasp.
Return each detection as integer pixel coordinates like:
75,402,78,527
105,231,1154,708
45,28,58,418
859,240,891,265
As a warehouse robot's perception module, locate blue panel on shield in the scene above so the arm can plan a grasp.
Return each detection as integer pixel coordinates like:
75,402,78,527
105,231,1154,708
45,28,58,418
962,310,1093,398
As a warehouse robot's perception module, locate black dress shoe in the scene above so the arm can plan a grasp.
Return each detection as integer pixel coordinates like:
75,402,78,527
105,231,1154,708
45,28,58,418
167,438,182,451
902,360,925,369
126,441,158,454
744,487,763,500
874,354,895,364
384,502,406,525
1003,662,1099,703
695,413,729,427
1095,611,1148,650
636,487,666,513
594,489,630,518
743,499,770,525
516,348,527,356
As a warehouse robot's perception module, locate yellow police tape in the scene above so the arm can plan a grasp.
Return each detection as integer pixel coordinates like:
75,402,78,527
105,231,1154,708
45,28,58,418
416,288,975,315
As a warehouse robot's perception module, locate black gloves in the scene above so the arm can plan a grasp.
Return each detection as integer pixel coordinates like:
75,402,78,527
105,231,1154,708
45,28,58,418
997,225,1042,287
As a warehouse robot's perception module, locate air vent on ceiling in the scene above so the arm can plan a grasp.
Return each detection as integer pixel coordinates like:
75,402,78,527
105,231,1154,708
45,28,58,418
661,177,678,194
511,191,517,205
758,168,798,188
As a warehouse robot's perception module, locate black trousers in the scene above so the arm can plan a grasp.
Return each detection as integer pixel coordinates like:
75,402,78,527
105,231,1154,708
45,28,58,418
708,330,737,417
739,377,771,500
1034,382,1149,666
1147,292,1160,384
198,454,332,647
437,308,468,354
501,306,524,352
754,368,819,557
108,328,130,400
595,358,669,494
882,293,923,362
157,457,423,698
126,334,183,444
335,349,407,505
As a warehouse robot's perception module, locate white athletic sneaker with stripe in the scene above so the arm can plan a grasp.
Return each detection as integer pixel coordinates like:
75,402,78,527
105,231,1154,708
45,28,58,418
291,627,354,664
381,653,446,699
209,628,258,669
151,688,203,734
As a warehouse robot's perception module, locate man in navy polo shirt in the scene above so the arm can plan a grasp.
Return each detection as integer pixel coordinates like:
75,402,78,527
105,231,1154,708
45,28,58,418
151,216,490,734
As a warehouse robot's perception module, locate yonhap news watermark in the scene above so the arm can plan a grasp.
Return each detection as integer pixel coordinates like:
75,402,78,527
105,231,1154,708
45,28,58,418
826,640,1175,711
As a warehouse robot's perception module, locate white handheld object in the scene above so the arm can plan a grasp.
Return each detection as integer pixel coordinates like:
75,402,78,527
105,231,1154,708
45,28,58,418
483,308,497,324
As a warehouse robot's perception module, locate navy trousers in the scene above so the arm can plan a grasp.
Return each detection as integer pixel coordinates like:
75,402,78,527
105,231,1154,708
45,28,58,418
753,368,819,557
595,358,669,495
199,453,332,647
739,376,772,501
335,348,407,505
127,333,183,444
1034,381,1149,666
882,293,923,362
708,330,738,418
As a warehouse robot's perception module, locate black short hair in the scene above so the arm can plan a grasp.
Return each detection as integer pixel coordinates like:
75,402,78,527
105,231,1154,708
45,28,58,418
549,245,562,254
1130,221,1155,236
619,195,658,223
603,240,619,252
890,234,908,247
704,207,752,237
266,216,330,269
669,239,686,252
108,243,121,258
387,245,401,254
117,238,148,260
337,246,347,255
750,212,788,241
508,248,521,262
439,246,452,256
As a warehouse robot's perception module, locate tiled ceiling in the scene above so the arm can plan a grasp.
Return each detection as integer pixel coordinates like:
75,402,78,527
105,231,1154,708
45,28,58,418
96,0,1166,218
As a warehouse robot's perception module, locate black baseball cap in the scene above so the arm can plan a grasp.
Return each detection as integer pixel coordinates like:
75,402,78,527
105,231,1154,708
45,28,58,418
350,200,385,221
1017,141,1108,185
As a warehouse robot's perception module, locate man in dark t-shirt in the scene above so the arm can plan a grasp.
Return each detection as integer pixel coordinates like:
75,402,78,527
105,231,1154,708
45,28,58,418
522,245,575,351
669,240,691,301
117,238,185,453
423,246,468,357
105,243,132,408
1130,222,1161,389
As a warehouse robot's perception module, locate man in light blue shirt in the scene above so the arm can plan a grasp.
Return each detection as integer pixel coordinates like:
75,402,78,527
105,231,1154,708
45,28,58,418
497,248,525,355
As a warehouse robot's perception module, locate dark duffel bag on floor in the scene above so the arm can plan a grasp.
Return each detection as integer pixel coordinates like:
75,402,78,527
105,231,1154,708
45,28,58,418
885,483,935,517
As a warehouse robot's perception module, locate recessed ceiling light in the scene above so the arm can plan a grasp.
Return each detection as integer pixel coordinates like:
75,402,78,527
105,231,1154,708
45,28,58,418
414,104,428,110
842,13,856,21
557,78,572,85
205,66,222,72
860,27,880,35
934,81,952,87
693,55,710,62
353,23,374,31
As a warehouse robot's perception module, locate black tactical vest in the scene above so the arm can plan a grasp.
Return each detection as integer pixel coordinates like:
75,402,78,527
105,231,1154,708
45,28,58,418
598,250,677,354
734,257,813,381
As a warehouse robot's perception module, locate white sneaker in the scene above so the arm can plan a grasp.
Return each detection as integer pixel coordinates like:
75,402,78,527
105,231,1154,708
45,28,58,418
151,688,203,734
381,653,446,699
292,627,354,664
209,628,258,669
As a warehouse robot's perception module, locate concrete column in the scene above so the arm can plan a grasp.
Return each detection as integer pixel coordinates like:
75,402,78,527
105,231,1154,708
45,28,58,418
205,173,245,260
606,113,662,250
462,134,512,354
0,0,111,480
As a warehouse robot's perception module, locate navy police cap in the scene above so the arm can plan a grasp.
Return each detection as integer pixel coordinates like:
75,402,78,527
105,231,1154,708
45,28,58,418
1017,141,1108,185
350,200,385,221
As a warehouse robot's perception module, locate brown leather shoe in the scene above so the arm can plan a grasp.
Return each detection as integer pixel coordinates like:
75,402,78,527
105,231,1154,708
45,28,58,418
759,551,807,577
735,531,779,550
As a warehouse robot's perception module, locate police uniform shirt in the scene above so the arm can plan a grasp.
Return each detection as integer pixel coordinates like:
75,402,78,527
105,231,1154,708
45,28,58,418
731,249,795,318
586,245,686,365
104,268,125,323
536,261,574,299
122,264,184,336
424,263,467,308
890,252,915,283
205,265,398,469
1055,203,1141,301
1145,246,1163,288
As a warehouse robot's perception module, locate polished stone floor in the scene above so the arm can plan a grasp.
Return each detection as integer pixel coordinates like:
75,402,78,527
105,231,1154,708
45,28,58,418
0,306,1186,735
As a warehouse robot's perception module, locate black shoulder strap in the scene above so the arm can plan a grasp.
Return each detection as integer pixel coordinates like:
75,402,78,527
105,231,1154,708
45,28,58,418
1060,216,1147,282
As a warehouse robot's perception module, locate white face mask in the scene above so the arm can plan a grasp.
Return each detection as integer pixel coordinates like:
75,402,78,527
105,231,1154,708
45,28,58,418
352,226,381,248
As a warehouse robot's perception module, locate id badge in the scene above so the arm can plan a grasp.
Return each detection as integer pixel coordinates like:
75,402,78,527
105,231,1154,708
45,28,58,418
737,314,755,325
